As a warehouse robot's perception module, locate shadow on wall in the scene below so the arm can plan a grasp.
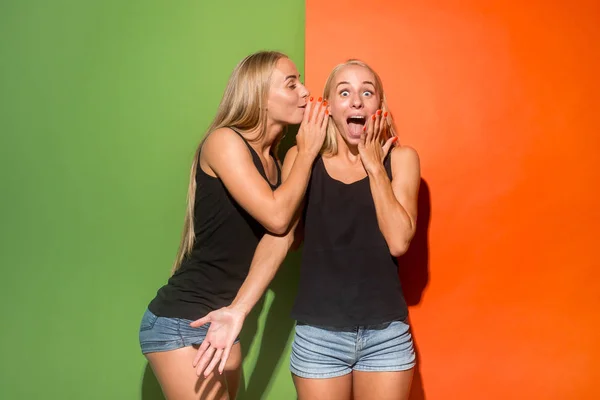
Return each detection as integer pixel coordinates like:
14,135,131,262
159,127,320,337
141,363,164,400
399,178,431,400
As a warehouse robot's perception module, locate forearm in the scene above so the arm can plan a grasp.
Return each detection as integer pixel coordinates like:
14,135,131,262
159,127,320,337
367,166,415,255
229,233,295,315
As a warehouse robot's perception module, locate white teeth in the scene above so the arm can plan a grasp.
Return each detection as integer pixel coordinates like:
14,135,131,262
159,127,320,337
347,115,366,123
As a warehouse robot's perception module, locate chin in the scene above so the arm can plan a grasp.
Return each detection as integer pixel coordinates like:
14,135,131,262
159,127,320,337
344,134,362,146
288,115,304,125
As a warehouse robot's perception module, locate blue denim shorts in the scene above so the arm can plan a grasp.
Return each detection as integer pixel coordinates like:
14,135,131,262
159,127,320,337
290,319,415,379
138,308,240,354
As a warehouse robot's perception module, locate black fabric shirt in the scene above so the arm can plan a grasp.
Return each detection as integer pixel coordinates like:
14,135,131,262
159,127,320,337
291,154,408,327
148,128,280,320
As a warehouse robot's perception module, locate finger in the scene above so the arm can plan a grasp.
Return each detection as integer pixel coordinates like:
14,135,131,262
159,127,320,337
382,136,398,156
374,109,383,142
315,99,327,126
196,346,217,377
311,97,323,123
204,348,224,377
302,96,314,125
360,126,367,147
366,114,375,143
382,111,389,139
320,107,329,130
219,345,233,375
190,315,211,328
192,340,211,367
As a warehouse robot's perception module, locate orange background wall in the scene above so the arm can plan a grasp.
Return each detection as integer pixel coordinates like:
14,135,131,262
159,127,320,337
306,1,600,398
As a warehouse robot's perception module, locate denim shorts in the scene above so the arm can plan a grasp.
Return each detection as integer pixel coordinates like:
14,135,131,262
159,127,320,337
138,308,240,354
290,319,415,379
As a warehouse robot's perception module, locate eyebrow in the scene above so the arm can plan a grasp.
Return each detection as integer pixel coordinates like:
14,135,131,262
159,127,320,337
285,74,300,81
336,80,376,88
336,81,375,88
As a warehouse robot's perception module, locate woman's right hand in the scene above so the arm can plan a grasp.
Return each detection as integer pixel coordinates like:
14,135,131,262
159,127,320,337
295,97,329,158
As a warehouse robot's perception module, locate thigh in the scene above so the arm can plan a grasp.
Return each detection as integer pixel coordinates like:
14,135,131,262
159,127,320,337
352,370,414,400
221,343,242,400
146,346,230,400
293,373,353,400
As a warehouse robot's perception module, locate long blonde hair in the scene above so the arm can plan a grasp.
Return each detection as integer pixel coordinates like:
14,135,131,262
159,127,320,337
171,50,287,273
322,59,398,155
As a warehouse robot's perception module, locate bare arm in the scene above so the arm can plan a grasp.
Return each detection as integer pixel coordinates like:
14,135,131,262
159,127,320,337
367,146,420,256
190,146,304,376
202,100,326,234
226,146,303,316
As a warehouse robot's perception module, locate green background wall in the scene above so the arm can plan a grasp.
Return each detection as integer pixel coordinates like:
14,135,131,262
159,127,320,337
0,1,304,398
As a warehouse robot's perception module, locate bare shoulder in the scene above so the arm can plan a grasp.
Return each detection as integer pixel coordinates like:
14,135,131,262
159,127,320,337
203,127,246,152
391,145,420,166
202,127,250,162
391,146,421,172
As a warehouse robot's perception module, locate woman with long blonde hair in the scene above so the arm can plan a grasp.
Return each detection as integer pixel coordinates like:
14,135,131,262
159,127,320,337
139,50,327,400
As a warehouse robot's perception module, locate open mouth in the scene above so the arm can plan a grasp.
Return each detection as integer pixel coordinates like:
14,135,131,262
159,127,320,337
347,115,366,137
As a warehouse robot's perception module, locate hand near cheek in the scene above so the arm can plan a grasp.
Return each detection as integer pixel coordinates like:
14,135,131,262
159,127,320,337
358,110,397,174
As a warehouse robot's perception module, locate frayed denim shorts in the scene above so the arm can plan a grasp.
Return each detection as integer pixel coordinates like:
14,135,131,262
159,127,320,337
290,319,415,379
138,308,239,354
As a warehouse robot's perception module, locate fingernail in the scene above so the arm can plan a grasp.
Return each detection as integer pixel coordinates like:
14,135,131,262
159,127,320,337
363,126,366,131
376,110,382,116
323,100,327,106
325,110,329,115
309,96,314,102
392,137,398,142
372,115,376,120
384,112,388,117
318,97,322,102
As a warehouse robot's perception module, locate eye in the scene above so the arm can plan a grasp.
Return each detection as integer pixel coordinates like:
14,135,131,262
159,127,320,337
363,90,373,97
288,84,297,90
339,90,350,97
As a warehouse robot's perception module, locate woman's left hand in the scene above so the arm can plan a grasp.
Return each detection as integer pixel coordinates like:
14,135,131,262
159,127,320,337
358,110,397,174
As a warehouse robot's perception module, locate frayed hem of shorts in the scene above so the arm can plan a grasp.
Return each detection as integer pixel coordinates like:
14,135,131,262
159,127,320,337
290,367,352,380
353,363,416,373
140,339,241,355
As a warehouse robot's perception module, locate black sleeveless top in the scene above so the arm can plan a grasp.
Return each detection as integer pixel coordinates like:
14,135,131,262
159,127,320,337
291,154,408,327
148,128,281,320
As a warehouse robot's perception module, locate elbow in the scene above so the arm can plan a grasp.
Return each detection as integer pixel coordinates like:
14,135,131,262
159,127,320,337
265,216,289,236
389,243,409,257
388,237,413,257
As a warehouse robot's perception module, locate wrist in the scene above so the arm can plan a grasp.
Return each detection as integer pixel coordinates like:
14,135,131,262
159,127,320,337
229,302,251,317
295,150,318,164
366,163,387,178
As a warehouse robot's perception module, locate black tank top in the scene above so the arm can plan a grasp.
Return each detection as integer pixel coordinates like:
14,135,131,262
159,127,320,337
291,154,408,327
148,128,281,320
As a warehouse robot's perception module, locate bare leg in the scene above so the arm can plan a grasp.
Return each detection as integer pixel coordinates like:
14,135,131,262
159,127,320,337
146,343,242,400
352,369,414,400
293,373,353,400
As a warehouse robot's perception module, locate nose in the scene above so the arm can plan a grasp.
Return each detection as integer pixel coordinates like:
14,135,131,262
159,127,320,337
299,82,309,99
350,93,363,109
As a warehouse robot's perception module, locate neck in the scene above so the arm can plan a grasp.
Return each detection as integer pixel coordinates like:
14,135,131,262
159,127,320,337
334,132,361,163
245,120,285,156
